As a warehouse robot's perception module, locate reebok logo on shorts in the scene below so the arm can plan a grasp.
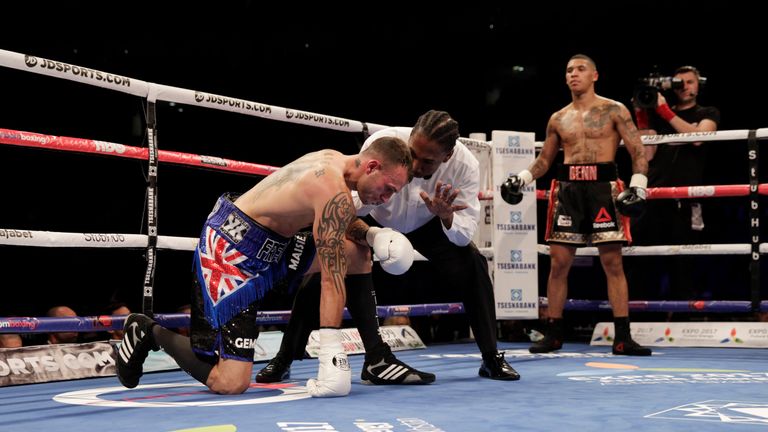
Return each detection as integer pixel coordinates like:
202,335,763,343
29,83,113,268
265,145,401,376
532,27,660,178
593,207,616,229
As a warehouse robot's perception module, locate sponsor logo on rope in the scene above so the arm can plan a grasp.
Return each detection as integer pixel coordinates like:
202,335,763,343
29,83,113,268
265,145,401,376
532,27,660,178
17,132,53,145
642,131,717,142
688,186,716,197
678,244,713,251
200,155,228,167
285,110,351,127
0,318,38,330
24,55,132,87
0,229,33,239
94,141,126,154
83,233,126,243
193,91,271,113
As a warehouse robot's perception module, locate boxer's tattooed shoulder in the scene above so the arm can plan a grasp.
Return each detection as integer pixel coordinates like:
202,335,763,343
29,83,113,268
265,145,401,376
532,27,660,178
258,150,334,191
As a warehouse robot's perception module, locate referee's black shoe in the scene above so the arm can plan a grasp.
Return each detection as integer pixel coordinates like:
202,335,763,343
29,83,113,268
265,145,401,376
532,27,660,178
256,356,291,383
479,352,520,380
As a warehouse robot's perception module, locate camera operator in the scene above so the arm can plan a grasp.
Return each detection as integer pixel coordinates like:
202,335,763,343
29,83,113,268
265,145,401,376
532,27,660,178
631,65,720,303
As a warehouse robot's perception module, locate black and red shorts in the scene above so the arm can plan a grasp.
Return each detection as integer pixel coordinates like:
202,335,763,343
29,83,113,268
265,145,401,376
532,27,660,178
544,162,631,246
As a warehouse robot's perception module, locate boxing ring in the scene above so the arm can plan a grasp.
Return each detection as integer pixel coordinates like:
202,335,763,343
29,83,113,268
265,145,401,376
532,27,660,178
1,48,767,430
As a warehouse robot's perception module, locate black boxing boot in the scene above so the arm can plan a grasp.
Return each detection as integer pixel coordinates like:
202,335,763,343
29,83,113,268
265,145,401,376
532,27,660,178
529,318,564,354
117,314,159,388
612,317,651,356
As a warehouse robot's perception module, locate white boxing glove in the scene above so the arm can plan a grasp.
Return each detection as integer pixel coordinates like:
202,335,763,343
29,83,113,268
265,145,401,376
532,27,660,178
365,227,414,275
306,328,351,398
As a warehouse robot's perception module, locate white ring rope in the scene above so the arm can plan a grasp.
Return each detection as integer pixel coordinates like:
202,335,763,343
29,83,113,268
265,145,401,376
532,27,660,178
0,228,432,262
537,243,768,256
534,128,768,149
2,229,766,258
0,48,387,135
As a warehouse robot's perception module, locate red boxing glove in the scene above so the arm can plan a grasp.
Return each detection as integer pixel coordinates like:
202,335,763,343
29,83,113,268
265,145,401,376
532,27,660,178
655,104,676,122
634,108,649,129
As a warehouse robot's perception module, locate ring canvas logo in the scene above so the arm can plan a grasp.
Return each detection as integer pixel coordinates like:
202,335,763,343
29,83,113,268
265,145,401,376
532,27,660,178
53,382,310,407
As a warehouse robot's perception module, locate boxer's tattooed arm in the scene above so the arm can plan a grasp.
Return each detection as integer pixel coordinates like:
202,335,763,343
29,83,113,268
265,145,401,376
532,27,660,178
614,104,649,175
346,218,370,245
531,114,562,178
315,192,355,295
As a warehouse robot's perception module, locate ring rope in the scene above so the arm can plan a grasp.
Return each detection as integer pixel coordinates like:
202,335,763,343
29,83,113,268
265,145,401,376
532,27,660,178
532,128,768,148
0,303,467,333
537,243,768,256
534,184,768,201
545,299,768,313
5,126,761,203
0,127,279,176
4,297,767,335
0,49,387,135
2,229,766,260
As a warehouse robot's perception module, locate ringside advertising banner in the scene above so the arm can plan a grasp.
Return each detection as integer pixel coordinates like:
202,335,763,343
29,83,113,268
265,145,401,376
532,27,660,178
0,342,115,386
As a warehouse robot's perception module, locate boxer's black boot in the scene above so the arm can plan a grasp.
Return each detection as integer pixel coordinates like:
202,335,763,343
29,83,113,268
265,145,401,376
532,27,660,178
529,318,564,354
612,317,651,356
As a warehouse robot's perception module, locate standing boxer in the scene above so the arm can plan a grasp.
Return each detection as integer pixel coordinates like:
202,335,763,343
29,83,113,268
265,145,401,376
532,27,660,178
502,54,651,356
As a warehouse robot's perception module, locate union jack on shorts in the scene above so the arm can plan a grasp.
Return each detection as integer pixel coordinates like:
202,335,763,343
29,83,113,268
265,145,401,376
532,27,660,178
198,226,254,306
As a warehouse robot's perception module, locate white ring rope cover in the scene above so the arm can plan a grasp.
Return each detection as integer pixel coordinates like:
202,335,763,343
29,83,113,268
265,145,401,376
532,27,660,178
0,49,388,134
